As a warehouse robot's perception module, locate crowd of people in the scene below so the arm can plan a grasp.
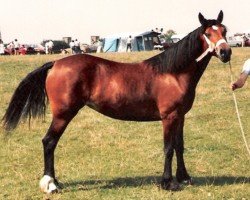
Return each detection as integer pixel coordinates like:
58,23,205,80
0,34,148,55
0,38,79,55
0,39,20,55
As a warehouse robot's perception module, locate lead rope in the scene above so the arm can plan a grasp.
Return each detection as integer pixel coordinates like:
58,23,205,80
229,61,250,158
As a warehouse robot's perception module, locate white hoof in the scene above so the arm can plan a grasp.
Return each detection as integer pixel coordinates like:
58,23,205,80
39,175,58,193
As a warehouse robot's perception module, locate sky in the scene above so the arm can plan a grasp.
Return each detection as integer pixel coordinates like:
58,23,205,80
0,0,249,44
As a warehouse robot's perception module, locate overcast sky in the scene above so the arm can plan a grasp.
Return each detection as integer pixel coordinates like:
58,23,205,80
0,0,249,44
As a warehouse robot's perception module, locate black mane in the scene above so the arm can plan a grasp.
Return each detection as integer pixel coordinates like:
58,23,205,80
144,27,203,73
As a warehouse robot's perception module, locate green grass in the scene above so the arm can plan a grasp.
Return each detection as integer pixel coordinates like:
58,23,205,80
0,49,250,199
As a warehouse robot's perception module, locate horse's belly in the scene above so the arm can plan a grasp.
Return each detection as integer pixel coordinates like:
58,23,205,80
86,101,161,121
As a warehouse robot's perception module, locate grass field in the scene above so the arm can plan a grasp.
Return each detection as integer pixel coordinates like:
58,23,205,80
0,49,250,200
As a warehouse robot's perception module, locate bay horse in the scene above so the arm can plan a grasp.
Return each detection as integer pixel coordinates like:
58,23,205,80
3,11,231,193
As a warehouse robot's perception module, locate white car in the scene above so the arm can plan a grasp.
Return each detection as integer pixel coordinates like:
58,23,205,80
227,37,242,47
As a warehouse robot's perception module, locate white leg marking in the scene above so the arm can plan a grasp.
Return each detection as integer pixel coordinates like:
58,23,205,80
39,175,58,193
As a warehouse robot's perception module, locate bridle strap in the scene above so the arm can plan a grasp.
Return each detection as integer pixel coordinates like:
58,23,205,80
215,38,227,47
196,34,215,62
196,35,227,62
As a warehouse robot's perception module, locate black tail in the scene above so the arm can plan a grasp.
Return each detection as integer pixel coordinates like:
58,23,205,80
2,61,55,131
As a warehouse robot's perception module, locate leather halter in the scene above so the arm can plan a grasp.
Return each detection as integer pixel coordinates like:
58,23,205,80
196,34,227,62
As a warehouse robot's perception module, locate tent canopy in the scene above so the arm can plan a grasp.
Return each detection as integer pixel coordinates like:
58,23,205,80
103,38,119,52
103,31,161,52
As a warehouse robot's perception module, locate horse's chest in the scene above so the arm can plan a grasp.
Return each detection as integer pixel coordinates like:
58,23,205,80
154,74,196,113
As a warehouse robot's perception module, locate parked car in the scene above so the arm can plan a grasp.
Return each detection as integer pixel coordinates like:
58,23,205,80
171,34,186,43
31,44,46,54
161,39,175,49
227,36,242,47
41,40,69,54
81,43,98,53
4,48,14,55
18,45,37,55
2,44,45,55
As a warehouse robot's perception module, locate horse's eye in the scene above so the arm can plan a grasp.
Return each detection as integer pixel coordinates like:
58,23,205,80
205,33,211,37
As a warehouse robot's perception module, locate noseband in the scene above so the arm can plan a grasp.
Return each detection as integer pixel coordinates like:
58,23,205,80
196,34,227,62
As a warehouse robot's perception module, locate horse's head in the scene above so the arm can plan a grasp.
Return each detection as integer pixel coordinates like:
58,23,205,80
198,10,231,63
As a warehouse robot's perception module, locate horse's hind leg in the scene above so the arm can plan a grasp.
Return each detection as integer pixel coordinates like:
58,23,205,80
39,109,79,193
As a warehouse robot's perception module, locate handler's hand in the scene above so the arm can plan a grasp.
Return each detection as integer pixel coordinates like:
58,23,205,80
231,81,243,91
231,73,248,91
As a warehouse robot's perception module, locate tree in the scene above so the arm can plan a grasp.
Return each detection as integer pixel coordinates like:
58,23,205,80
164,29,176,41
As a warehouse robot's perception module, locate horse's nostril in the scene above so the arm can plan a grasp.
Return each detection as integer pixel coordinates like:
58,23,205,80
219,48,231,62
220,49,225,55
220,49,231,59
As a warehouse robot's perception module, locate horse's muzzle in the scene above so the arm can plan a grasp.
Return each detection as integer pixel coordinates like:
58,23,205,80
218,48,232,63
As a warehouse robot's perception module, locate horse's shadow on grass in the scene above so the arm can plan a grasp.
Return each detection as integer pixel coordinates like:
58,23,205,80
61,175,250,192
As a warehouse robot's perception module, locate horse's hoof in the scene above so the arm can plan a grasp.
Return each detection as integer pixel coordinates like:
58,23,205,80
176,175,194,185
160,179,181,191
39,175,59,194
182,178,194,185
176,172,193,185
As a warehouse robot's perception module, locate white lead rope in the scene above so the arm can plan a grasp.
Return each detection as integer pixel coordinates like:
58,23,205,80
196,35,250,157
229,62,250,158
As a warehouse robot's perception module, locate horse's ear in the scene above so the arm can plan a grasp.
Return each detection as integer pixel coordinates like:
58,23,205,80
217,10,223,23
198,13,207,26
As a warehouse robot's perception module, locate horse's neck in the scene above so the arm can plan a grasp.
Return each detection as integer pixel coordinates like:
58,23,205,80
192,55,212,86
170,35,212,88
173,54,212,94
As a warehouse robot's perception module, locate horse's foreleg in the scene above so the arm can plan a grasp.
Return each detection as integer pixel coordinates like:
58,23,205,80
174,116,192,184
160,113,180,191
40,110,78,193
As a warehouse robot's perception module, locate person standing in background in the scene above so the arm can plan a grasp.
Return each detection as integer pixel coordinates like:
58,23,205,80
48,40,54,54
13,39,20,55
0,39,5,55
126,35,132,52
70,40,75,54
74,39,81,54
97,39,103,53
